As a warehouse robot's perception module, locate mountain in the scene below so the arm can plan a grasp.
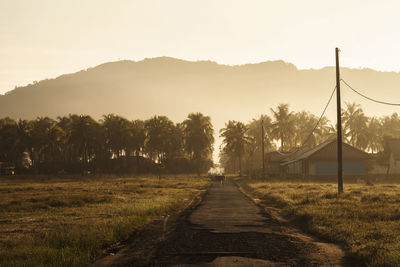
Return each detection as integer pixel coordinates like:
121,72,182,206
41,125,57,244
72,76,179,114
2,57,400,156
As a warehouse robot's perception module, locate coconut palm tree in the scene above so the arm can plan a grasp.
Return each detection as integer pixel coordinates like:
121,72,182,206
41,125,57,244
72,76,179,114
270,104,295,152
293,112,332,147
144,115,175,162
69,114,99,167
245,115,275,172
342,102,369,150
381,113,400,138
128,120,146,156
183,113,214,175
29,117,56,171
220,121,250,175
366,117,383,154
102,114,131,158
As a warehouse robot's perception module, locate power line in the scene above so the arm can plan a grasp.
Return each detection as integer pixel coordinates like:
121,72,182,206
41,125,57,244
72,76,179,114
298,85,337,150
341,78,400,106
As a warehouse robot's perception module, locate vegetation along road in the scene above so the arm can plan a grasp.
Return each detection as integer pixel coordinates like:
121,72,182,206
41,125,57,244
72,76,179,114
97,178,346,266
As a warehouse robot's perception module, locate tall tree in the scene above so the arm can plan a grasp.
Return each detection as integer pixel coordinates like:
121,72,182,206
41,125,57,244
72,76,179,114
220,120,250,175
144,115,175,162
293,111,331,147
128,120,146,156
343,102,369,150
183,112,214,175
102,114,131,158
29,117,56,171
69,114,100,168
245,115,275,172
270,104,295,151
366,117,383,154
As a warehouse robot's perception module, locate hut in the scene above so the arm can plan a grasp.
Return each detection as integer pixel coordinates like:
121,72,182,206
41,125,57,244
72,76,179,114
280,139,370,178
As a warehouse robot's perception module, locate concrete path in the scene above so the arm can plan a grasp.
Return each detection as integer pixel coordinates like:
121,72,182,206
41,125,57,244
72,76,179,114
190,179,271,233
151,179,346,266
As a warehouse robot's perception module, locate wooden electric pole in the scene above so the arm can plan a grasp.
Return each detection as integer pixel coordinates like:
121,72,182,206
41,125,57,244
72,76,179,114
261,120,265,179
336,47,344,193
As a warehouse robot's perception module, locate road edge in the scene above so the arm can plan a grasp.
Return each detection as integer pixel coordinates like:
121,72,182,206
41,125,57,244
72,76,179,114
234,178,352,267
90,182,211,267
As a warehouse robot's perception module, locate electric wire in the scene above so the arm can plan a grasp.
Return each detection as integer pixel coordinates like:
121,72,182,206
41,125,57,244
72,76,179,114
297,85,337,151
341,78,400,106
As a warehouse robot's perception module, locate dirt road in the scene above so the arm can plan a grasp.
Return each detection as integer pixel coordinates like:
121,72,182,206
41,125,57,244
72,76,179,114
95,179,347,266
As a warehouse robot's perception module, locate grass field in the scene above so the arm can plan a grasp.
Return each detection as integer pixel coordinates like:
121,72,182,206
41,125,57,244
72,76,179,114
0,175,210,267
238,178,400,267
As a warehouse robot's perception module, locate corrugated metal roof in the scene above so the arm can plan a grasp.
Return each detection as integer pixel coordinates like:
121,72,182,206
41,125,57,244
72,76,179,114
281,139,370,166
265,151,292,162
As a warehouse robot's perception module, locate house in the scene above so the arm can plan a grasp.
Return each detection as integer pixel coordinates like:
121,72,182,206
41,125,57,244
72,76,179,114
0,162,15,175
280,139,370,178
265,151,292,177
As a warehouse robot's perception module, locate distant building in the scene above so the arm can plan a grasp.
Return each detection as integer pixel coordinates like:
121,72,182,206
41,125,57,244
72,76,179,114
279,139,370,178
265,151,291,177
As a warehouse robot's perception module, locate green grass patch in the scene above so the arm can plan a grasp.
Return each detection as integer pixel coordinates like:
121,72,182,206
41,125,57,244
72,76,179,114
0,175,210,266
237,178,400,266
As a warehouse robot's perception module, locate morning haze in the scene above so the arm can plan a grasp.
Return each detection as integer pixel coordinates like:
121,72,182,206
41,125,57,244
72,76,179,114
3,1,400,266
2,57,400,159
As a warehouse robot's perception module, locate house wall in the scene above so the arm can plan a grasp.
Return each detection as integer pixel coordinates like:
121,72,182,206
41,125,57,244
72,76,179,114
267,162,281,176
286,160,303,175
388,153,400,174
309,159,365,175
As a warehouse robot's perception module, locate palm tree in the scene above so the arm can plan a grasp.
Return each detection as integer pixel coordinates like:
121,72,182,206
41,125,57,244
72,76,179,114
128,120,146,156
0,118,18,163
69,115,99,169
29,117,56,171
164,123,185,159
144,115,175,162
245,115,275,172
102,114,131,158
183,113,214,175
246,115,274,152
366,117,383,154
293,112,332,147
220,121,250,175
381,113,400,138
342,102,369,150
316,117,334,144
270,104,295,152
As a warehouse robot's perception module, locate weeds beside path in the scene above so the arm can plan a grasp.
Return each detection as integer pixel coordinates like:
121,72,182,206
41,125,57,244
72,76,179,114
0,175,210,267
237,178,400,266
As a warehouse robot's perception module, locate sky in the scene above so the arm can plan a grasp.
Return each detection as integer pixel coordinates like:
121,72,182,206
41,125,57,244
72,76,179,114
1,0,400,95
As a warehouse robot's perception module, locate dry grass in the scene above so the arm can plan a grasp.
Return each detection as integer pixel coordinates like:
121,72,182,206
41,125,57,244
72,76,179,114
0,175,210,267
238,178,400,267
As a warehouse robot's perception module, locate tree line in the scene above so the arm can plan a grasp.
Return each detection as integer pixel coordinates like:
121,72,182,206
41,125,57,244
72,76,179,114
0,113,214,175
220,102,400,174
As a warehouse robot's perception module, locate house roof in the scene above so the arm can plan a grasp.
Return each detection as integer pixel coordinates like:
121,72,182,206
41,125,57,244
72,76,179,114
265,151,292,162
281,139,370,166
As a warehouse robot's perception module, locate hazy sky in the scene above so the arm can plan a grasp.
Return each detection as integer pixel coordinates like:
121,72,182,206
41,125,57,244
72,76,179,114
1,0,400,94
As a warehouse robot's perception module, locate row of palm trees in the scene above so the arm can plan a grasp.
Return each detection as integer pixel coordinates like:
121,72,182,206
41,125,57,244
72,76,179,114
220,103,400,174
0,113,214,174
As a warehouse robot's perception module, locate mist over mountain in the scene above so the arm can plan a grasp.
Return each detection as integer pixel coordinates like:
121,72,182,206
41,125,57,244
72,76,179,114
2,57,400,148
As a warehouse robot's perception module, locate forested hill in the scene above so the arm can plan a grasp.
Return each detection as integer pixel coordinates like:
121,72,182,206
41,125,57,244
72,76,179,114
1,57,400,130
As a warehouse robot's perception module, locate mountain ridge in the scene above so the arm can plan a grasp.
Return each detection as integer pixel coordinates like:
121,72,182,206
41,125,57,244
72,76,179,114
1,57,400,132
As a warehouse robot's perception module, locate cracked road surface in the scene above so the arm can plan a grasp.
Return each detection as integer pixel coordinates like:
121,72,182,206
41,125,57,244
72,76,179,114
150,179,346,266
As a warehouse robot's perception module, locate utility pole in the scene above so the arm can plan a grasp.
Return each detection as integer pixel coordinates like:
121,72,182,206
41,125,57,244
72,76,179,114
261,120,265,179
336,47,343,193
